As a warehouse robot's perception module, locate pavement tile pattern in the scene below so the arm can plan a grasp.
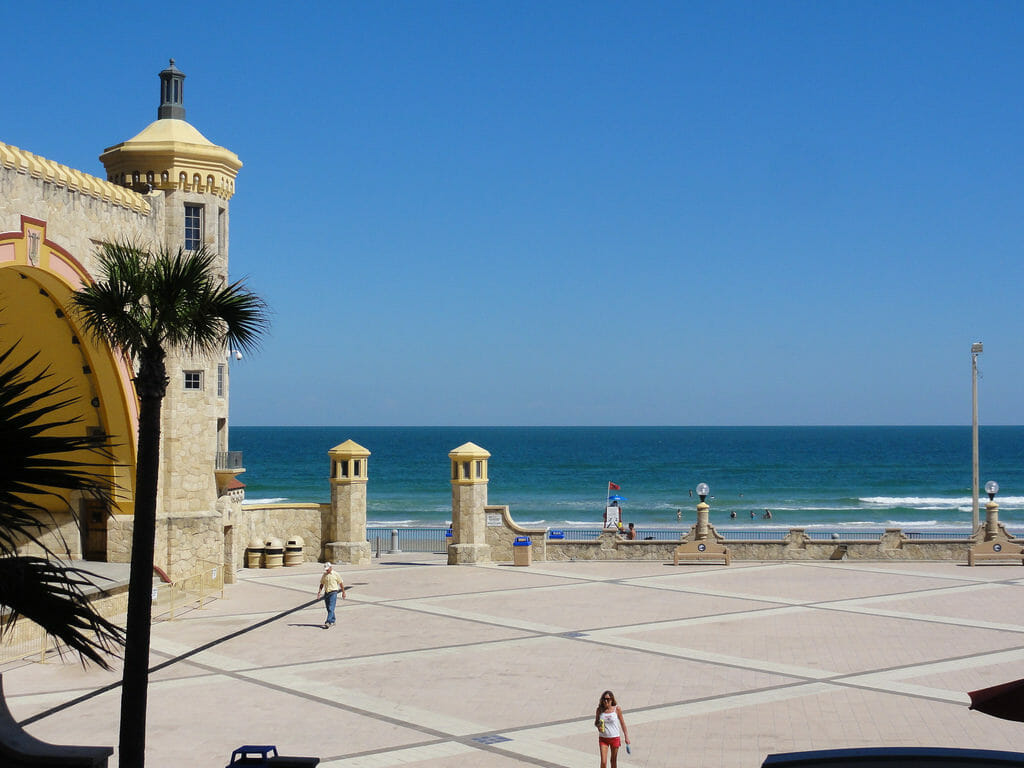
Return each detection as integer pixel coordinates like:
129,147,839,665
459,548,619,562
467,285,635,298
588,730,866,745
4,556,1024,767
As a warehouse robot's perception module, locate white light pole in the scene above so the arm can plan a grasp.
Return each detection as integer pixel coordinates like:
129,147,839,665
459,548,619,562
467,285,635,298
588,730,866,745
971,342,983,532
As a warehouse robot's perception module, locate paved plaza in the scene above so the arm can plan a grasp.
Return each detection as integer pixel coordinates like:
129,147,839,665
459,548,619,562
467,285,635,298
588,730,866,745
5,556,1024,767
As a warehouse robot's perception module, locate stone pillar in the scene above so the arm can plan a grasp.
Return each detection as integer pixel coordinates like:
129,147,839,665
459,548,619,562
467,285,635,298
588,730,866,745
696,500,710,540
324,440,371,565
985,499,1000,541
448,442,492,564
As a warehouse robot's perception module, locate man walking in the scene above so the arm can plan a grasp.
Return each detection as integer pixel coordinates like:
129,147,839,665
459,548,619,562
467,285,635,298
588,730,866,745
317,562,346,629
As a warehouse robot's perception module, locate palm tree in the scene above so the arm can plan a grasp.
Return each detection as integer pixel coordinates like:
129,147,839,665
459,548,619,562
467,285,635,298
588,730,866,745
71,240,268,768
0,342,126,667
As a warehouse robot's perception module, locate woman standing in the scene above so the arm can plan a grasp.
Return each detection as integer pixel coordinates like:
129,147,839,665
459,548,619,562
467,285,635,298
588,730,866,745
594,690,630,767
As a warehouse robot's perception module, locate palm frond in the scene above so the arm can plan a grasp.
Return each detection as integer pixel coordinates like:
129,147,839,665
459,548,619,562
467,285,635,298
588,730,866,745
0,342,124,667
71,239,269,360
0,556,124,668
0,343,116,557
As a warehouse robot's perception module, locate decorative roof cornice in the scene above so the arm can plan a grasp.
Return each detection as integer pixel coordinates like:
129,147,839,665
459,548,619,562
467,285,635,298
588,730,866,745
0,141,151,215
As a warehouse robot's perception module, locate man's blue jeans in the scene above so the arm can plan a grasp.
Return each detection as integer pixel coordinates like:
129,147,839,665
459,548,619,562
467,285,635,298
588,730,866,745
323,590,338,625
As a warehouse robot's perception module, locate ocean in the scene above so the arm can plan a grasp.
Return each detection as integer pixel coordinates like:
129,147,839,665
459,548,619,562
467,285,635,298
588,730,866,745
230,426,1024,532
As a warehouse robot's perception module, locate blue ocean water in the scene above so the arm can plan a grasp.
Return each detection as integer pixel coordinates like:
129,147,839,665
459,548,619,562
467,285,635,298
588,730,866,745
230,426,1024,531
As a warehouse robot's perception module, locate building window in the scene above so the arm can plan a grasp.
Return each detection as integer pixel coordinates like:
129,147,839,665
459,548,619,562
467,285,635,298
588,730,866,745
217,364,225,397
184,370,203,391
184,204,203,250
218,207,226,254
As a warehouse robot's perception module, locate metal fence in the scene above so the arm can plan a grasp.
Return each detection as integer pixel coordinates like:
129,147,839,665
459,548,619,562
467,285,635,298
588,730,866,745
806,530,884,541
719,529,789,541
362,526,985,551
904,531,974,540
546,528,684,541
367,527,449,554
152,559,225,621
216,450,244,470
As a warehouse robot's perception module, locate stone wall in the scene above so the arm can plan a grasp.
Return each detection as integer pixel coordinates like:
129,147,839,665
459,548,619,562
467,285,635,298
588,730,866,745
19,511,82,559
237,503,326,567
0,144,157,270
484,506,547,562
487,508,993,563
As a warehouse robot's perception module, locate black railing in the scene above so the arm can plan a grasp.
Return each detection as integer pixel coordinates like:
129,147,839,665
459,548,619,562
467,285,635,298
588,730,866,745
216,451,243,470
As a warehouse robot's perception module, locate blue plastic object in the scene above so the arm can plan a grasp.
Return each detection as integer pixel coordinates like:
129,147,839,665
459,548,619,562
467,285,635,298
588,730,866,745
548,530,565,539
513,536,531,546
227,745,277,766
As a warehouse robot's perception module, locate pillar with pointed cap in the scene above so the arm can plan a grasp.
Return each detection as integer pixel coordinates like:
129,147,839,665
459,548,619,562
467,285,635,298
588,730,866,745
325,440,372,565
447,442,492,564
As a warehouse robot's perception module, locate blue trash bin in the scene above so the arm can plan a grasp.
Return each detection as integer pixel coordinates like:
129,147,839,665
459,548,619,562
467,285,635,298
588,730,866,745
513,536,532,566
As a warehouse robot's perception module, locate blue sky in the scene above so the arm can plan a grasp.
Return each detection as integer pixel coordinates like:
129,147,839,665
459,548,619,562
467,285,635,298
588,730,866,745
6,2,1023,425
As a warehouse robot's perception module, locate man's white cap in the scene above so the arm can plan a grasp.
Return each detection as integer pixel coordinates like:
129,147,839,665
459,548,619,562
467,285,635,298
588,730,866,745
323,562,332,571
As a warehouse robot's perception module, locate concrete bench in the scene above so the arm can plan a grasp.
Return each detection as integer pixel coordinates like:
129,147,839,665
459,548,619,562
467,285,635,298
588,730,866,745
968,540,1024,566
673,541,730,566
763,746,1024,766
0,674,113,766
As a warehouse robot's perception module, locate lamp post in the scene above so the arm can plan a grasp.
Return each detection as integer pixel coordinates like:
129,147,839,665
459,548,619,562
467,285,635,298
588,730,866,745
984,480,999,541
695,482,710,540
971,342,983,532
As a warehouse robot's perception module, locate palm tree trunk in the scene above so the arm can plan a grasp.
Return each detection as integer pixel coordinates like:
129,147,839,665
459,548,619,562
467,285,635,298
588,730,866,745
118,352,166,768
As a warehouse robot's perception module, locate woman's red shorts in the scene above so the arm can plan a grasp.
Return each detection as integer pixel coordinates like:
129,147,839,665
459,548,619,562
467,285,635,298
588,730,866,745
599,736,621,748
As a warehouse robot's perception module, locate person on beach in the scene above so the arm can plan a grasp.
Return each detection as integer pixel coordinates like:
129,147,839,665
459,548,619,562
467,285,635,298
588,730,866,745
764,509,772,519
316,562,346,629
625,522,637,540
595,690,629,768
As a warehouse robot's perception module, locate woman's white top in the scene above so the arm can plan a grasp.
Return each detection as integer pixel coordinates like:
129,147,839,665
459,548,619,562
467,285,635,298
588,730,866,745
598,708,622,738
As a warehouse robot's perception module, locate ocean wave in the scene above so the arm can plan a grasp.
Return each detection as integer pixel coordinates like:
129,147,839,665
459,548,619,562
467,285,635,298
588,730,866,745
242,497,288,505
862,495,1024,508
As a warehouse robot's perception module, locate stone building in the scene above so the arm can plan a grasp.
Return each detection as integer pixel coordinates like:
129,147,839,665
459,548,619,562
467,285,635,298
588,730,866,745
0,61,246,579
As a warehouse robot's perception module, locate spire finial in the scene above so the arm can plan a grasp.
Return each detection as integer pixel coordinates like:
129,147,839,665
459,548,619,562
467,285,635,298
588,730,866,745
158,60,186,120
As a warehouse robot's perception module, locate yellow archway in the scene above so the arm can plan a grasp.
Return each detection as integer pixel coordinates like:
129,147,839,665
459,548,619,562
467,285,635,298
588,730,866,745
0,217,137,546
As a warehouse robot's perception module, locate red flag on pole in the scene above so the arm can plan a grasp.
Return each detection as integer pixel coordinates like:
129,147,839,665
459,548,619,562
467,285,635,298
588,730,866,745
608,482,620,491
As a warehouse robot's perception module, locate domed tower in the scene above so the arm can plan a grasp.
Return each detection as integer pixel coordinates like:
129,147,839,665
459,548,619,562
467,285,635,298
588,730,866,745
99,61,244,570
100,59,242,256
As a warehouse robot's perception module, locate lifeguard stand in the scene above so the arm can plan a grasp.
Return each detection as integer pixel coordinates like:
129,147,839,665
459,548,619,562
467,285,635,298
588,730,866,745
325,440,371,565
448,442,492,564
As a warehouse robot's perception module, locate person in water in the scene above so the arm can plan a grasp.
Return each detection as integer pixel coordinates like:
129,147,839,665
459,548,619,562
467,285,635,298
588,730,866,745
595,689,630,768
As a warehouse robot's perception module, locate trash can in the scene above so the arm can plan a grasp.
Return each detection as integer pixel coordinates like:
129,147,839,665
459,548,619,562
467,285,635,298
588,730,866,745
512,536,532,567
226,744,320,767
548,530,565,540
264,537,284,569
245,539,264,569
284,536,304,567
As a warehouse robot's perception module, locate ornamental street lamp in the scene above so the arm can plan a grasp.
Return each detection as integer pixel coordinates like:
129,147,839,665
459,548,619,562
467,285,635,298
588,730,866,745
695,482,710,540
972,342,983,532
984,480,1000,540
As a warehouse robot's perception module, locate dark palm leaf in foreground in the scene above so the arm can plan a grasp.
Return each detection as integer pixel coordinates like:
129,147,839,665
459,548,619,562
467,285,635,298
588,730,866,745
0,343,125,667
969,678,1024,723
